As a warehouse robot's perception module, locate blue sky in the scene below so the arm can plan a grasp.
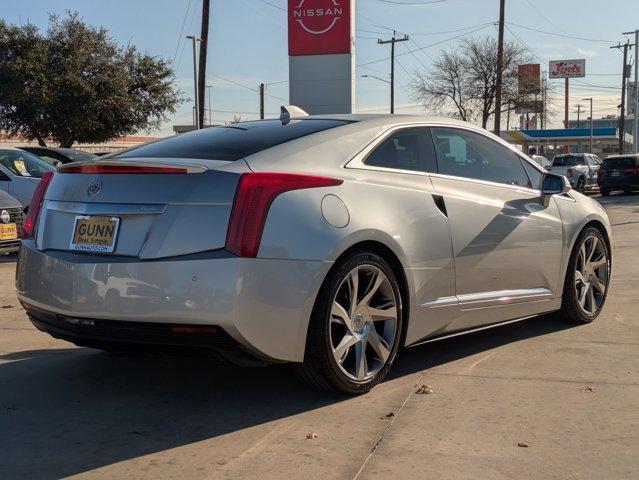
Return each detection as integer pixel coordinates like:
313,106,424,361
2,0,635,135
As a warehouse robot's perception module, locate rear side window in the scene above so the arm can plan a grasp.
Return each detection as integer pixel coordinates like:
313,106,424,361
553,155,585,167
603,156,637,170
118,119,351,161
365,128,437,173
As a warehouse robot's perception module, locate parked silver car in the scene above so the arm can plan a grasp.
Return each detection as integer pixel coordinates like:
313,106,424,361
0,147,56,207
0,189,24,255
16,113,612,394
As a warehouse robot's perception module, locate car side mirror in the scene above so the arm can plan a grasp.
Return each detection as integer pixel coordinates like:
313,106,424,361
541,173,571,196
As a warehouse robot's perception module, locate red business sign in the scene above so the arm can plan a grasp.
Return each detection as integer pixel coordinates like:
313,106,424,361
288,0,352,56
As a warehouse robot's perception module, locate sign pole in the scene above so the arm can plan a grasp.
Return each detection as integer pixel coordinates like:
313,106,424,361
564,77,569,129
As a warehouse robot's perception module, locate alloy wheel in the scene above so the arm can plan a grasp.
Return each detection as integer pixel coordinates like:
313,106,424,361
574,234,609,316
329,265,399,381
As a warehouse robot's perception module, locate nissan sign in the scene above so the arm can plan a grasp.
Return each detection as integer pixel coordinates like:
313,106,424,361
549,59,586,79
288,0,352,56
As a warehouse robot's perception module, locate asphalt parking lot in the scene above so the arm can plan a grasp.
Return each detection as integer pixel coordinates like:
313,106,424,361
1,193,638,480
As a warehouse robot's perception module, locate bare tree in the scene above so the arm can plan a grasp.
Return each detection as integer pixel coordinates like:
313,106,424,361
411,50,474,121
411,36,531,129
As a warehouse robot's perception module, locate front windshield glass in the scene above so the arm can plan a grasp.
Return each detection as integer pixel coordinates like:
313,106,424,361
0,149,55,178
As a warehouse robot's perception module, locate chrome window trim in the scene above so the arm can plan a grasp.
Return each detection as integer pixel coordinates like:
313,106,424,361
345,122,544,195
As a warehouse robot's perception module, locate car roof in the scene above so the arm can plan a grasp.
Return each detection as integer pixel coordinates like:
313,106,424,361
605,153,639,159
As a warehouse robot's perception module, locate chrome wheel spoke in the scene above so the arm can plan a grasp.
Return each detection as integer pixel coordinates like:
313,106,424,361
592,276,606,294
578,284,589,307
574,270,586,285
368,305,397,320
354,339,368,380
586,237,599,263
333,334,358,364
590,257,606,270
359,269,384,308
331,301,354,332
367,327,390,362
346,268,359,318
587,287,596,314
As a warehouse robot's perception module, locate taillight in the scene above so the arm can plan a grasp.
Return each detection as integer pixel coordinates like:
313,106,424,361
58,164,187,174
624,168,639,175
225,172,343,258
22,171,54,239
598,169,606,177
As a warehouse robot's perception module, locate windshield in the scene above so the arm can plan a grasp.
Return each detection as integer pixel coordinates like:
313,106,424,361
117,119,352,161
552,155,585,167
64,151,97,162
0,149,55,178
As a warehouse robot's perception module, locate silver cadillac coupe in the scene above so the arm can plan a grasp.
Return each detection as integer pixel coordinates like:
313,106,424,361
16,110,612,394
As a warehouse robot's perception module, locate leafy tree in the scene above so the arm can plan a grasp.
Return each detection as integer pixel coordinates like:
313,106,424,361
411,36,533,129
0,12,181,147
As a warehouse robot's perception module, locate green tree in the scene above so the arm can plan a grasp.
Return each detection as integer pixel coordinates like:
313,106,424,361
0,12,181,147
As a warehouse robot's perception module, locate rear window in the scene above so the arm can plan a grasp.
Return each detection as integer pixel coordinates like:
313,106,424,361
552,155,585,167
603,156,637,170
117,119,351,161
0,149,55,178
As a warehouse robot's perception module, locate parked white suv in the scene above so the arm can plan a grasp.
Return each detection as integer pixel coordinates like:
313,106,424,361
549,153,601,194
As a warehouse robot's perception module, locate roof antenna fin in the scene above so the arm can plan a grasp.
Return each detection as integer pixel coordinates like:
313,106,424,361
279,105,309,124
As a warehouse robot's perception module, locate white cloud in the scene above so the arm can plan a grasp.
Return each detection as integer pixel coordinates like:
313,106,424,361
576,48,597,58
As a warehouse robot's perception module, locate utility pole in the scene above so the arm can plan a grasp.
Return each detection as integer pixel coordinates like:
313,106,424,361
611,41,632,154
186,35,202,129
623,29,639,153
206,85,213,126
583,97,594,153
494,0,506,134
259,83,265,120
197,0,211,130
574,103,584,128
378,31,409,114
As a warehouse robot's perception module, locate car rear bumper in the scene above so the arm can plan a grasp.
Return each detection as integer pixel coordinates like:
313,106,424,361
16,241,331,362
0,240,21,255
598,177,639,189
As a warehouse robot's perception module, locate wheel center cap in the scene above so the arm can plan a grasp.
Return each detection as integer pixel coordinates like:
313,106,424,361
353,312,365,331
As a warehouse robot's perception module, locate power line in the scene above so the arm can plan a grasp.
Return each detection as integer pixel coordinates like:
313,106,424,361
521,0,569,35
506,21,618,44
173,0,193,65
256,0,286,12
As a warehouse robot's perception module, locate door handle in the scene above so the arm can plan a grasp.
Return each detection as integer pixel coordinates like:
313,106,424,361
432,194,448,217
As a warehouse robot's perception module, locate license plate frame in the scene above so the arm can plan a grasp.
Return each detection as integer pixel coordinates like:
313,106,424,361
611,171,621,177
69,215,120,253
0,223,17,241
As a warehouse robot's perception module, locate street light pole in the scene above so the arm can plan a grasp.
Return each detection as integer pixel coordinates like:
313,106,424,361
186,35,202,129
494,0,506,135
583,97,593,153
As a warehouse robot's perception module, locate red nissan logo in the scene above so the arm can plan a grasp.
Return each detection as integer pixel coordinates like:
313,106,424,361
292,0,343,35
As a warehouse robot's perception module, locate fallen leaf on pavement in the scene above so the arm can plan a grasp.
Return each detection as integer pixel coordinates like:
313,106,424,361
1,305,13,309
415,384,433,395
306,433,319,439
380,412,395,420
517,442,529,448
580,386,595,392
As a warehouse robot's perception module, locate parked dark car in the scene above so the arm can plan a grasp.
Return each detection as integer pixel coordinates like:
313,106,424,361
20,147,97,166
598,154,639,196
0,189,24,255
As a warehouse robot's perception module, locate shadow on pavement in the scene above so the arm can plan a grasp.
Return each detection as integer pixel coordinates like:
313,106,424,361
0,252,18,264
0,314,573,479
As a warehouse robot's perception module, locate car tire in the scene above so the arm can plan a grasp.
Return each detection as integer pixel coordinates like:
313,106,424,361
576,177,586,194
600,187,611,197
559,227,610,324
623,187,632,194
297,251,404,394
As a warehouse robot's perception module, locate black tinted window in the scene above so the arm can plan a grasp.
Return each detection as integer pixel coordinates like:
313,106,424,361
603,156,636,169
118,119,351,161
431,128,531,187
365,128,437,173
